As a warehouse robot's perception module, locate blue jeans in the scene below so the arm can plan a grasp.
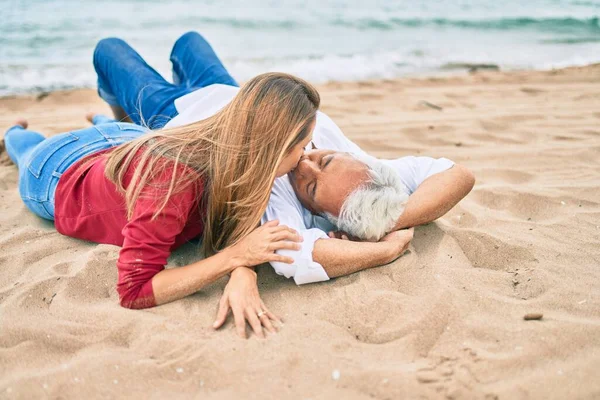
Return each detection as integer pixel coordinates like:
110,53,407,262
4,115,147,220
93,31,239,129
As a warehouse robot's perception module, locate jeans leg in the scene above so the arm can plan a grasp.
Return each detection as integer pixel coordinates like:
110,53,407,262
170,31,239,88
93,38,185,129
4,125,45,168
4,126,55,219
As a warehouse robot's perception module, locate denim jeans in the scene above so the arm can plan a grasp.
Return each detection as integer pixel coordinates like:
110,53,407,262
4,115,147,220
93,31,239,129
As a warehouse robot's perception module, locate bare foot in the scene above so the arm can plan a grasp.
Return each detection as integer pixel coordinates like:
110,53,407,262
15,119,28,129
85,112,95,123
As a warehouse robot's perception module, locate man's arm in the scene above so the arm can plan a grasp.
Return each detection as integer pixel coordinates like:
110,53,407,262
394,164,475,230
264,175,413,284
312,229,413,278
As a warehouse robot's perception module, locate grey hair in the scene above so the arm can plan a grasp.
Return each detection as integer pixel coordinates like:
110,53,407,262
324,155,408,241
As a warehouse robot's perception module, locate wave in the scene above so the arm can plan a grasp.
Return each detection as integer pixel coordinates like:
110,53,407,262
148,16,600,39
4,15,599,36
541,37,600,44
331,16,600,34
135,16,600,35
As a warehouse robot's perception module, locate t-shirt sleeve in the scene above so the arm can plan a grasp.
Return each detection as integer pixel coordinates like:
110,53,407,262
261,177,330,285
116,174,198,309
382,156,455,194
313,112,372,158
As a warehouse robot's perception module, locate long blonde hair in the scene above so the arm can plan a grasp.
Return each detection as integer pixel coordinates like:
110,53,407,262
104,72,320,255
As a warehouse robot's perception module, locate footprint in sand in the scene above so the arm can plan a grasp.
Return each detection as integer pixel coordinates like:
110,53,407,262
470,188,564,222
520,87,547,95
0,140,15,166
450,229,537,272
475,169,534,185
317,284,454,351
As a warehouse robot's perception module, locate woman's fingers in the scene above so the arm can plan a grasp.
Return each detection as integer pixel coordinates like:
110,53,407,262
213,297,230,329
232,306,248,339
262,220,280,228
245,307,265,339
268,312,283,327
267,254,295,264
260,314,276,334
269,240,301,252
262,302,283,327
270,228,302,242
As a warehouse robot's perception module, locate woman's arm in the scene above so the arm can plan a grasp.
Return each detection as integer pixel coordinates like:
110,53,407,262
150,245,244,305
394,164,475,230
150,220,301,306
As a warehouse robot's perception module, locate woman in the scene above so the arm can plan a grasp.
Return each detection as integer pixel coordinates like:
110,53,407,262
3,69,319,339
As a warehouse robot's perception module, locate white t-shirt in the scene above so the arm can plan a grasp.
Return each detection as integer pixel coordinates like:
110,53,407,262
166,84,454,285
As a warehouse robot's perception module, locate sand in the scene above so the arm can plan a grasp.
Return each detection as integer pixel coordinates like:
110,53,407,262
1,65,599,399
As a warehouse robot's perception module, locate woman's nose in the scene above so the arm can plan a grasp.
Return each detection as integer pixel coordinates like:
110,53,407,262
304,150,321,163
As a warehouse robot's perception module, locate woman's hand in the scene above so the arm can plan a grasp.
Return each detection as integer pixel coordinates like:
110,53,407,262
213,267,282,339
228,220,303,267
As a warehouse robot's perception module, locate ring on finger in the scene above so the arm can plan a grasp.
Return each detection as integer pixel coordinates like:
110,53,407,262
257,310,267,318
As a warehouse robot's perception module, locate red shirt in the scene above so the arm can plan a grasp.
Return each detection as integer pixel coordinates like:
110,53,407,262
54,148,205,309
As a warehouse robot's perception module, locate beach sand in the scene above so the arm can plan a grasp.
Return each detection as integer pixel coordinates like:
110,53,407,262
1,65,599,399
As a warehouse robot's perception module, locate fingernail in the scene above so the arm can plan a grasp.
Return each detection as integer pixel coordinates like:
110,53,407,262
213,321,219,328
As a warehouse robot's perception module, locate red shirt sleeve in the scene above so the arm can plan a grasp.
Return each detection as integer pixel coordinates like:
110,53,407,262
116,174,200,309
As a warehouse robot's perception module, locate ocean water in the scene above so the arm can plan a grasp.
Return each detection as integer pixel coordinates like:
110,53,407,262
0,0,599,96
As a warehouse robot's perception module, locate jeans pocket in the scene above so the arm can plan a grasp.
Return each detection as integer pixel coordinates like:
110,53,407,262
27,132,79,179
95,123,146,142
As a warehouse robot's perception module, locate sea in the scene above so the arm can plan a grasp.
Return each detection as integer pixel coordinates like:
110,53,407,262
1,0,599,96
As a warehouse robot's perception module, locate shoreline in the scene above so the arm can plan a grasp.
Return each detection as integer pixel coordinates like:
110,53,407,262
2,63,599,137
1,62,599,103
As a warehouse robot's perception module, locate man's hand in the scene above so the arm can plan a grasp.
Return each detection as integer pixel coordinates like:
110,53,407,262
327,230,359,241
379,228,414,264
213,267,282,339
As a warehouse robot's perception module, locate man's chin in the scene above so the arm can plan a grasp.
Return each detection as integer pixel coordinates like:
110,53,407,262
287,172,315,213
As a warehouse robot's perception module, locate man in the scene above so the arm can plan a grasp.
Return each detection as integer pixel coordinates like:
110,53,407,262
261,111,474,284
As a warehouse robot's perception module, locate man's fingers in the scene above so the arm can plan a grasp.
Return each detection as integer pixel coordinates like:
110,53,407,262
245,308,265,339
213,297,230,329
